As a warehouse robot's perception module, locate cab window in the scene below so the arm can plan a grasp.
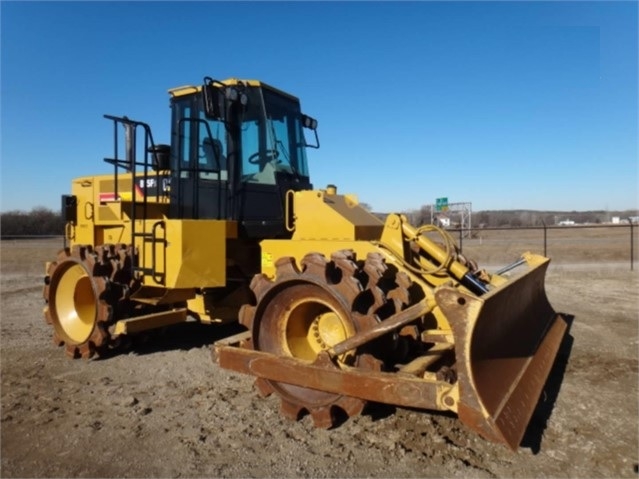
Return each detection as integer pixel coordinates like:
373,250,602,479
171,94,227,181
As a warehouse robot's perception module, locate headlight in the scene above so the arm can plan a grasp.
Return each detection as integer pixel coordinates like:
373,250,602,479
226,88,238,101
302,114,318,130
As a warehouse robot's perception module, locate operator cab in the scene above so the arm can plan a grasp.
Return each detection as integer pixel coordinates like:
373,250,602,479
168,78,318,238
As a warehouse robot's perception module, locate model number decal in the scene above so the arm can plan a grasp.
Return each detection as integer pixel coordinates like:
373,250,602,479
138,177,170,192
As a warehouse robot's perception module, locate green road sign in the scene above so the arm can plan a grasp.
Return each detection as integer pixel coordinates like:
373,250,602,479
436,197,448,212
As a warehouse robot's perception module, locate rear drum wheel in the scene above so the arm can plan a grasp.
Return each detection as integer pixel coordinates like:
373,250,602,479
43,244,133,359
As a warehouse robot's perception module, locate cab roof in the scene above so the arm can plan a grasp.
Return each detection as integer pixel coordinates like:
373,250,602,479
168,78,299,102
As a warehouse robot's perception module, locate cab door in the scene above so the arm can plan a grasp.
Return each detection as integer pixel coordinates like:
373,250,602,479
236,111,311,239
169,96,229,220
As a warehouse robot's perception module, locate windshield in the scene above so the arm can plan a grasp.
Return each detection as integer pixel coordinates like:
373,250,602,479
240,87,309,184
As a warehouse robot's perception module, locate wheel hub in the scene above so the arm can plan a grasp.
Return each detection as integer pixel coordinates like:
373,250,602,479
285,297,353,361
53,262,97,344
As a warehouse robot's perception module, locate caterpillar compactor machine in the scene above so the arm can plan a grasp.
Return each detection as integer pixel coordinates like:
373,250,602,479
44,76,567,450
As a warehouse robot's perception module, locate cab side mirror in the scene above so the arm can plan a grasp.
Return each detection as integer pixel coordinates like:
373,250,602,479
202,79,225,120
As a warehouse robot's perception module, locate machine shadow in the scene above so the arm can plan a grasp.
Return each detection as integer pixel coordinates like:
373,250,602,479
96,321,247,360
362,402,397,423
520,313,575,454
96,314,574,454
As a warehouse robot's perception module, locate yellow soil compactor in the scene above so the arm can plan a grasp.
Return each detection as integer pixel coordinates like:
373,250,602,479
43,77,567,450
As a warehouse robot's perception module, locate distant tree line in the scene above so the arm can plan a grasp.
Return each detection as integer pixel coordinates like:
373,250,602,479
386,206,639,228
1,208,65,236
1,206,637,238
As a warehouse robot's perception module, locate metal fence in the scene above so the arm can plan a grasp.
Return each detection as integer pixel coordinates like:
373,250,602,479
2,223,637,271
448,223,637,271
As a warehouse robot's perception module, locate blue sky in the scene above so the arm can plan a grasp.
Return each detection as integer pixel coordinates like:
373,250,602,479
1,1,637,213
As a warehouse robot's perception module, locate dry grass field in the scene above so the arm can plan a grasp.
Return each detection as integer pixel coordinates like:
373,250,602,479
1,231,638,478
454,224,638,266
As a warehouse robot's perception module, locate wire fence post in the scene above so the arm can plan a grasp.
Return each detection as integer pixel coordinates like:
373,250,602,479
630,220,635,271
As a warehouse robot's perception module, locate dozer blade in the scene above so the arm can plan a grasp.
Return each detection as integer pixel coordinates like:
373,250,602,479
435,254,567,450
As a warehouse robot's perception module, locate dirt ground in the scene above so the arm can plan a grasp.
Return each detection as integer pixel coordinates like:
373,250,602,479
1,237,638,478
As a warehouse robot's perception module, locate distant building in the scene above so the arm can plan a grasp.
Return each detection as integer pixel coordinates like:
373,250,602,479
558,219,575,226
435,214,451,228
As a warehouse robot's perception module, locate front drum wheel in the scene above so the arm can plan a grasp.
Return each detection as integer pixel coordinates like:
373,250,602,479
239,251,382,428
